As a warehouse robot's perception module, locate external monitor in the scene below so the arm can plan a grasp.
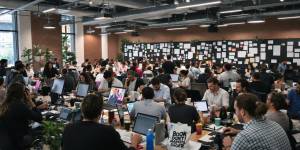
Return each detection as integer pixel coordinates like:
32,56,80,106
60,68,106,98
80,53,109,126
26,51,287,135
107,87,126,106
194,100,209,112
170,74,179,82
76,83,89,97
132,113,159,135
51,79,64,95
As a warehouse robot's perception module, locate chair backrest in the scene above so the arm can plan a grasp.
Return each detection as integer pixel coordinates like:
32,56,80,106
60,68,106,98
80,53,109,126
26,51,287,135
191,82,207,97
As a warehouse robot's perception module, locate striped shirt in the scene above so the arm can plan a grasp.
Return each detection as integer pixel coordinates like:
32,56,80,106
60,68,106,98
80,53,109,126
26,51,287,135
231,119,291,150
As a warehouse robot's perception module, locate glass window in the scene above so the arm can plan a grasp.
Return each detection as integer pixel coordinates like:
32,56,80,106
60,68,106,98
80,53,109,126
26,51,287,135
61,15,75,52
0,12,17,65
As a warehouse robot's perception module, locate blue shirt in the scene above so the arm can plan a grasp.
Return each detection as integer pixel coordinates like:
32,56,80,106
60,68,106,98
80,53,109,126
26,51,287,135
287,89,300,118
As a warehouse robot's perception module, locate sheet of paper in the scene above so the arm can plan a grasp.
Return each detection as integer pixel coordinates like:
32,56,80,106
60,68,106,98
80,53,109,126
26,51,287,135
249,48,258,54
287,52,294,58
199,55,203,60
260,53,266,60
133,51,138,57
288,41,294,46
229,52,235,56
261,47,266,52
139,52,143,57
271,59,277,63
250,58,254,63
184,43,191,49
295,49,300,53
238,61,243,64
188,52,193,59
174,49,180,55
244,41,248,45
217,48,221,52
191,47,196,53
268,46,272,50
273,45,281,56
222,52,227,58
243,46,248,50
216,53,221,59
217,41,222,46
197,45,201,50
287,46,294,52
238,51,247,58
268,40,274,44
229,55,235,60
295,53,300,57
260,44,266,48
255,56,260,63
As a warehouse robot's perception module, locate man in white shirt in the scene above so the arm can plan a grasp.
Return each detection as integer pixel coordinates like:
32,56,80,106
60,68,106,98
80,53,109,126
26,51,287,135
218,63,240,89
203,77,229,109
149,78,172,105
98,71,123,97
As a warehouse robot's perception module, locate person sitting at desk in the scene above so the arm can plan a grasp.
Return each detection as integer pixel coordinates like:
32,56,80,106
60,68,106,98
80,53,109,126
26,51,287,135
287,80,300,120
157,68,172,88
178,70,191,90
168,88,200,132
130,87,166,120
62,94,141,150
0,83,42,150
149,78,172,105
98,71,123,97
273,73,286,92
249,72,269,94
202,77,229,109
124,70,145,94
222,93,291,150
79,72,94,92
266,92,290,133
218,63,240,90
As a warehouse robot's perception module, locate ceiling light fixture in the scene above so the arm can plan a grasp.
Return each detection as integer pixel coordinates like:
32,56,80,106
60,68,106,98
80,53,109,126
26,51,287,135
174,0,179,5
219,9,242,14
86,26,95,34
95,25,110,28
42,8,56,13
199,24,210,28
114,31,127,34
247,17,265,24
89,0,93,5
217,24,228,27
176,0,221,9
278,16,300,20
124,29,135,32
226,22,245,26
166,27,188,31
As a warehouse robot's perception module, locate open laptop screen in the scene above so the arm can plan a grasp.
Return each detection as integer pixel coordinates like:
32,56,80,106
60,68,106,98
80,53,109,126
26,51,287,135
126,102,135,113
51,79,64,95
107,87,126,106
59,107,72,120
76,83,89,97
132,113,159,135
170,74,179,82
194,100,209,112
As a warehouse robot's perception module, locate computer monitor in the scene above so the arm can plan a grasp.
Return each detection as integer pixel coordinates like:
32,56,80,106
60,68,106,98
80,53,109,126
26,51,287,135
132,113,159,135
126,102,135,113
59,107,72,120
107,87,126,106
194,100,209,112
51,79,64,95
76,83,89,97
170,74,179,82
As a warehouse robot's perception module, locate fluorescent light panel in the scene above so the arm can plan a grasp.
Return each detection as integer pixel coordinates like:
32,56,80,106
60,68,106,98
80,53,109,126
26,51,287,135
278,16,300,20
114,31,127,34
248,19,265,24
43,25,56,29
124,29,135,32
42,8,56,13
176,1,221,9
217,24,227,27
199,24,210,28
95,25,110,28
226,22,245,26
166,27,188,30
219,9,242,14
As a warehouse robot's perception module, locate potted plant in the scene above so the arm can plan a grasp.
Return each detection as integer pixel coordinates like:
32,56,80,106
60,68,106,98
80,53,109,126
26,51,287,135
33,45,44,62
62,35,76,64
21,48,33,64
42,121,64,150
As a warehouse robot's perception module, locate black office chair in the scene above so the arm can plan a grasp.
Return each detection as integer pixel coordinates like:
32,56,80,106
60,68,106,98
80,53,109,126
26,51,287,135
185,89,202,102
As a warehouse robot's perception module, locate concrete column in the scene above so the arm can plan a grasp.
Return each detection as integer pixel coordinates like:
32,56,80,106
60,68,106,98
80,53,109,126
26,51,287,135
101,27,108,59
18,11,32,60
75,20,84,65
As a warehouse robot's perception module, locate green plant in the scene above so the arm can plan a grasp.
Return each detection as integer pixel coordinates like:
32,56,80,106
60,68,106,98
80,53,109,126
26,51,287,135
33,45,43,56
42,121,64,150
21,48,32,64
45,48,54,62
115,53,124,62
62,35,76,63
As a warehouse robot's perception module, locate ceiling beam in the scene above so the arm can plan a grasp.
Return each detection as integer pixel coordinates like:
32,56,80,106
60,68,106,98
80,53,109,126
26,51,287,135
0,0,44,16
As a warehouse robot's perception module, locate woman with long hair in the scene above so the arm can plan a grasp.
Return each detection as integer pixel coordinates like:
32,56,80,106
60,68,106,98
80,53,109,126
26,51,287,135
0,83,42,149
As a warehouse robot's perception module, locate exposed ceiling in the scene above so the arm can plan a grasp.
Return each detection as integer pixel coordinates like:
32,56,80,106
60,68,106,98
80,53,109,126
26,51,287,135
1,0,300,33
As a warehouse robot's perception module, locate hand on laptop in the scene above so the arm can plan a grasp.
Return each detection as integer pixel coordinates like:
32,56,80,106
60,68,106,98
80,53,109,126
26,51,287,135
223,127,240,136
131,133,142,149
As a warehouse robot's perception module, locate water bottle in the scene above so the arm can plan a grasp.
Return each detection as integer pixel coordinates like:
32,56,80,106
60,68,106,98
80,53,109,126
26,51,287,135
146,129,154,150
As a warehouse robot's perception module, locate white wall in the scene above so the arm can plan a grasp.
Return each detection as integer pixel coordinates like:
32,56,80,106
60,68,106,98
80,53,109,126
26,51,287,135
17,11,32,60
75,20,84,65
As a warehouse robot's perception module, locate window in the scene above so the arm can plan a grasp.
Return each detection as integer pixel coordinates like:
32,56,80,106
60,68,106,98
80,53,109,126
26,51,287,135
61,15,75,52
0,12,18,66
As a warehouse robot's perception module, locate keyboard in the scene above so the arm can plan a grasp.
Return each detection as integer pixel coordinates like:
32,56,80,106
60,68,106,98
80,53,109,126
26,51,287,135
116,129,132,143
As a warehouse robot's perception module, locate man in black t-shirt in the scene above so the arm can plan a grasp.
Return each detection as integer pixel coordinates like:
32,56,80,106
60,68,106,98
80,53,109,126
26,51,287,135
62,94,141,150
162,55,175,74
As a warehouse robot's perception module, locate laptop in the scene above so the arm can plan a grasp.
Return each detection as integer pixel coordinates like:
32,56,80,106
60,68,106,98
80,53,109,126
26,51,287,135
76,83,89,97
132,113,159,136
170,74,179,82
126,102,135,113
194,100,209,113
104,87,126,109
51,79,64,95
59,107,72,121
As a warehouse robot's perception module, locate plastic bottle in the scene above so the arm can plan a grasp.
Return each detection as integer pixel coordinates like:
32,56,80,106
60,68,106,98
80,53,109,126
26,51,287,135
146,129,154,150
